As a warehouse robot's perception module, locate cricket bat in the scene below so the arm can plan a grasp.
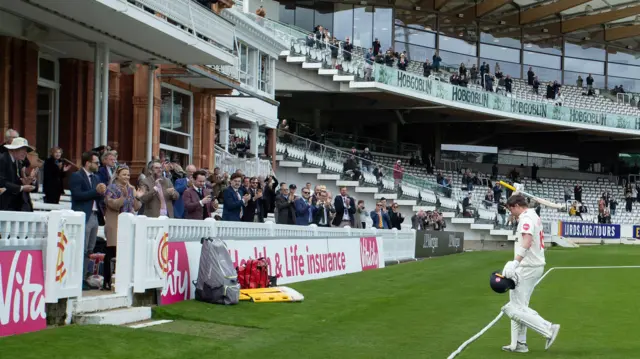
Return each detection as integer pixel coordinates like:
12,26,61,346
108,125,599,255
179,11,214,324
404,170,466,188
499,180,565,210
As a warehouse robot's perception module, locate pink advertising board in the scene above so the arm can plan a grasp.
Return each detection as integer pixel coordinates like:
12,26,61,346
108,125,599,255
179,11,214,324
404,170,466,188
159,236,384,305
0,249,47,337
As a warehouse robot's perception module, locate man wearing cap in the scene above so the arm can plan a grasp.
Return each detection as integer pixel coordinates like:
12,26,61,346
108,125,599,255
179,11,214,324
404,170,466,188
0,137,37,211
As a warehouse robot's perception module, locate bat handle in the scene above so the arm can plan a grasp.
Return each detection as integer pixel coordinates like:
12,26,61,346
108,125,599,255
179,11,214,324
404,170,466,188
499,180,516,192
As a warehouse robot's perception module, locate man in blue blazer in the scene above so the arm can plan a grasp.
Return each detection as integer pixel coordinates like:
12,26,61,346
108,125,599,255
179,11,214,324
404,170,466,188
370,200,391,229
69,151,106,290
294,187,316,225
173,164,196,219
222,173,249,221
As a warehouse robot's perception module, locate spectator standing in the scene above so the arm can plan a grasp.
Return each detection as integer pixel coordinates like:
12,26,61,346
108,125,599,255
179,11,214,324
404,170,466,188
275,183,296,225
0,128,18,153
294,187,315,225
372,38,381,56
343,38,353,62
411,210,427,230
393,160,404,188
574,183,582,203
586,74,594,89
103,166,142,290
313,189,334,227
242,177,264,222
332,186,355,228
69,151,106,290
97,151,116,184
432,52,441,72
388,203,404,230
0,138,37,211
423,60,432,78
139,160,179,217
504,75,513,93
255,5,265,17
222,173,249,221
370,201,391,229
361,148,374,172
173,164,196,219
42,146,71,204
183,170,218,220
356,200,368,228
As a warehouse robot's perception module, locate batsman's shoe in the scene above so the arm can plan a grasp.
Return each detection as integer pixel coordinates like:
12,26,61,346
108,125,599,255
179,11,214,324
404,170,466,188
545,324,561,350
502,342,529,353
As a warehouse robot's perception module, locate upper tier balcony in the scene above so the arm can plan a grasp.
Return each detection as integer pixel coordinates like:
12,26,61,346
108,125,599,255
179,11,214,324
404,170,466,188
3,0,237,66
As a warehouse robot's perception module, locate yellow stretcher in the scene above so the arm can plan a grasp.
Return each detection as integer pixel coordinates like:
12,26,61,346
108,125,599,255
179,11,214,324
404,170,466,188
239,286,304,303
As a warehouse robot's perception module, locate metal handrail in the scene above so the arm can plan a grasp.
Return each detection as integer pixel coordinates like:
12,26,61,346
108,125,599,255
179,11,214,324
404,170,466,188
266,130,461,201
295,123,422,155
133,0,236,52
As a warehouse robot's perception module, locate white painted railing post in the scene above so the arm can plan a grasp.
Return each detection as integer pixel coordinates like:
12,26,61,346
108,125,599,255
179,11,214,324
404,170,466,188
44,210,86,303
205,217,216,238
44,210,63,303
309,224,319,236
266,220,275,236
115,213,137,295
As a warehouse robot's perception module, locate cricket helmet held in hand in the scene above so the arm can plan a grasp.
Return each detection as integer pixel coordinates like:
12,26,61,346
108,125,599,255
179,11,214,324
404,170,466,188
490,271,516,293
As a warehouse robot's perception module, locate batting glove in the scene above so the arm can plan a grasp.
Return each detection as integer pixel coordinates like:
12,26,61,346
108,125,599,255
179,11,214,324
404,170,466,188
502,260,520,280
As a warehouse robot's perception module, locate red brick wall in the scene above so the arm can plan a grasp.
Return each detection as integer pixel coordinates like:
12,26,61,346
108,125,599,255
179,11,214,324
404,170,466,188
0,37,38,143
58,59,95,164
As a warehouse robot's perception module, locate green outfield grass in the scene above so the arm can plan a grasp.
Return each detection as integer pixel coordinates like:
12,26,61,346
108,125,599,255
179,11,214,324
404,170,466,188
2,245,640,359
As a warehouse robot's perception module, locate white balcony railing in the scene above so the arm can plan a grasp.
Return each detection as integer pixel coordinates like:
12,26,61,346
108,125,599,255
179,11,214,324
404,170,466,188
134,0,236,52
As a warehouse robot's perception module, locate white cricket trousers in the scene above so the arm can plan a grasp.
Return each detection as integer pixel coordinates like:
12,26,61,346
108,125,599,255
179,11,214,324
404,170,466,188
504,266,553,346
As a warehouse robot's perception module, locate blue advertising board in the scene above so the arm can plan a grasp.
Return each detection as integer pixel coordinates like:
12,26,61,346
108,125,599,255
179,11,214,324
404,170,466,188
633,225,640,239
558,222,620,239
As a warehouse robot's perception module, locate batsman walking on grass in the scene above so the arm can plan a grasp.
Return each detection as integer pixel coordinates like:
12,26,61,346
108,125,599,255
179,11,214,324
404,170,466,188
501,194,561,353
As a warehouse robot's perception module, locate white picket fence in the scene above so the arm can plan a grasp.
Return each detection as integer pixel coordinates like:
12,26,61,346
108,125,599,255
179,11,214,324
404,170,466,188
115,214,417,295
0,210,86,303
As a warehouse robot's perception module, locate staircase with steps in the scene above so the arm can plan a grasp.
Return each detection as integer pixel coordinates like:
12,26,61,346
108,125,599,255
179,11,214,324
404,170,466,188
70,291,153,326
237,130,512,244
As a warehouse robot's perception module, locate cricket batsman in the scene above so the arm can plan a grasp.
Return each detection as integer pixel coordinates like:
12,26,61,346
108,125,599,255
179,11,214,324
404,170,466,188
500,193,560,353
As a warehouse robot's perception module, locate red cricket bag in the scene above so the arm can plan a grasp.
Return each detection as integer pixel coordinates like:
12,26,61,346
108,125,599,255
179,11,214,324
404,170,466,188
236,258,270,289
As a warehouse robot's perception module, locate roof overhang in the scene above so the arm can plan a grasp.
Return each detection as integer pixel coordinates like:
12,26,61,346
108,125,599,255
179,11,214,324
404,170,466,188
159,65,280,106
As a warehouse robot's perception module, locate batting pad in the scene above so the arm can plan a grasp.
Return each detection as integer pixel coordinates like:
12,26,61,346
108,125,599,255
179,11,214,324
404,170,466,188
502,303,552,338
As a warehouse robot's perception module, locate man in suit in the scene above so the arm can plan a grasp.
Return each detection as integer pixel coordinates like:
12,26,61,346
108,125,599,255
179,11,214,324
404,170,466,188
0,137,37,211
174,164,196,219
294,186,316,226
222,173,250,221
69,151,107,290
96,151,116,185
183,170,218,220
139,160,179,217
241,176,264,222
332,186,356,227
275,183,296,225
370,200,391,229
411,210,427,230
313,190,335,227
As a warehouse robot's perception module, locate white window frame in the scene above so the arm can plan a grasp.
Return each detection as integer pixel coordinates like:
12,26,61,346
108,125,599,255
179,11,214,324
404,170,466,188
37,52,60,148
238,41,250,86
159,83,193,162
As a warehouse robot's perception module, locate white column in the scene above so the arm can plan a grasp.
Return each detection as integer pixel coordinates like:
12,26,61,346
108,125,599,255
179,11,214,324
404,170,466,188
93,44,102,147
219,111,230,152
250,122,259,163
100,45,110,147
147,65,156,162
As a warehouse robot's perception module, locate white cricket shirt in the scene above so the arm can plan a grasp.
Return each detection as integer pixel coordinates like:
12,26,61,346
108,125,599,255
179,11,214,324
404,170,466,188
515,208,546,267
